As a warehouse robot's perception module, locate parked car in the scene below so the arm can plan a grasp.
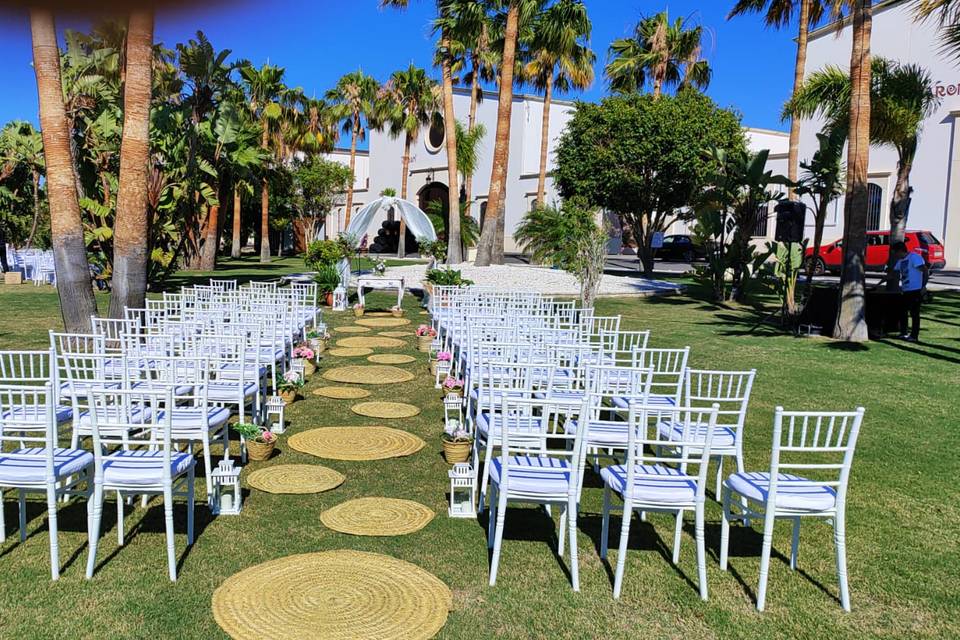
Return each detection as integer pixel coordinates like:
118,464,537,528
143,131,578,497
804,230,946,275
655,234,706,262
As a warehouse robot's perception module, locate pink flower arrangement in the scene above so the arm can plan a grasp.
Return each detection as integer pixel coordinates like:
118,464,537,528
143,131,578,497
293,344,315,359
436,351,452,362
416,324,437,337
353,302,364,310
442,375,464,389
259,430,277,444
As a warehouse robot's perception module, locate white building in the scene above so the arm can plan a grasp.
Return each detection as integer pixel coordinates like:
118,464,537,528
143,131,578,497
799,0,960,267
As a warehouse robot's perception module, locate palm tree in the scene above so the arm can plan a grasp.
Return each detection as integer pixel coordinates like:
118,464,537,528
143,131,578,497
728,1,827,193
605,11,711,98
109,10,154,318
0,122,44,249
786,57,939,291
524,0,594,205
238,62,288,262
29,9,97,332
381,65,440,257
326,70,379,230
915,0,960,59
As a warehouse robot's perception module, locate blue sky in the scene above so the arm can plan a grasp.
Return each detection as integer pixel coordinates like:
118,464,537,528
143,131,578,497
0,0,804,134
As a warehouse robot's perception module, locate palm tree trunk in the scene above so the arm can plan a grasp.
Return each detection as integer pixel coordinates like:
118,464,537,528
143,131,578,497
803,199,829,302
536,74,553,206
787,0,812,196
441,28,463,264
231,186,242,258
475,1,520,267
200,204,219,270
464,65,480,219
31,9,97,331
834,0,872,342
260,122,271,263
109,10,153,318
398,134,412,259
344,116,359,228
26,168,41,249
885,143,916,291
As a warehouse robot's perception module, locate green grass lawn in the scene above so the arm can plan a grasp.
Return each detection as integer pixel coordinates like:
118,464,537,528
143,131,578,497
0,264,957,639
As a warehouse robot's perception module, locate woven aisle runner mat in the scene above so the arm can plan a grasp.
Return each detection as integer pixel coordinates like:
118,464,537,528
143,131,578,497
320,497,434,537
335,336,405,349
333,326,372,334
350,401,421,419
312,386,372,400
212,550,452,640
327,348,375,358
289,426,425,461
355,317,412,328
366,354,416,365
322,365,415,385
378,331,412,338
246,464,345,495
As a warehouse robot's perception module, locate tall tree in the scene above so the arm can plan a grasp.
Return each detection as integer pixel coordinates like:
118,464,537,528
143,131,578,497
524,0,594,205
786,57,939,291
381,65,440,257
728,0,826,194
835,0,872,342
238,62,288,262
605,11,711,98
109,10,154,318
0,122,44,249
326,70,379,230
915,0,960,59
30,9,97,332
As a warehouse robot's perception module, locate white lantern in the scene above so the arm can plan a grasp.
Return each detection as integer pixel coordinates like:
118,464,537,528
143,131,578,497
210,459,242,515
443,394,463,430
434,359,452,388
266,395,286,434
290,359,305,383
333,286,348,311
448,463,477,518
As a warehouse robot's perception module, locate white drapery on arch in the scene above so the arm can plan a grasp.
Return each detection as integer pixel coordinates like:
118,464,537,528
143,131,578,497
337,196,438,286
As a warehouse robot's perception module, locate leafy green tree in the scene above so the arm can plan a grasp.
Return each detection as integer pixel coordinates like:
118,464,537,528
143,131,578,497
554,91,745,276
326,69,379,228
293,156,353,243
605,10,711,98
0,121,44,249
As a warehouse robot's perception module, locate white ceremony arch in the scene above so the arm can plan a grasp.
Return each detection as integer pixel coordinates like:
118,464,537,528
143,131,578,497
337,196,438,286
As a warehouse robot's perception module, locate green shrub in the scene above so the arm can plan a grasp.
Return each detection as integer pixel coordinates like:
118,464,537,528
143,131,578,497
305,240,344,270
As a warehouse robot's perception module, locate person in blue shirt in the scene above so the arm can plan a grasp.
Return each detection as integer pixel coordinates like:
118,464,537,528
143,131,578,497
890,241,928,342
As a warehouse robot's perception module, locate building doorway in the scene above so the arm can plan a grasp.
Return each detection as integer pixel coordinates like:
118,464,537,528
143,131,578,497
418,181,449,240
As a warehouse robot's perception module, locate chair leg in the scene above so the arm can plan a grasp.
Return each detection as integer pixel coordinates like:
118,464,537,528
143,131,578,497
720,487,731,571
834,512,851,612
557,505,567,557
695,503,708,601
117,492,124,546
612,499,633,599
489,492,507,586
46,483,60,580
672,509,683,564
18,490,26,542
163,484,177,582
0,489,5,542
486,483,497,549
187,467,196,545
478,441,494,513
756,509,776,612
715,456,724,498
201,434,213,502
600,484,611,560
568,498,580,592
790,517,801,570
85,481,104,579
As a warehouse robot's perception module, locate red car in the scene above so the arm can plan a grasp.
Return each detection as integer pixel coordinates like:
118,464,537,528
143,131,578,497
804,230,946,275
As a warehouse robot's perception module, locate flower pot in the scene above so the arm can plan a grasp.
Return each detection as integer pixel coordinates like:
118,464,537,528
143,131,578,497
442,439,472,464
430,360,439,377
417,335,433,352
391,309,404,318
301,359,317,376
423,282,434,297
279,389,297,404
442,386,463,399
246,438,276,461
354,308,364,318
324,292,334,306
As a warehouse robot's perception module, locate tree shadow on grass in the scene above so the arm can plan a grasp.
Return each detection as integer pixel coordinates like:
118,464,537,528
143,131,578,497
874,337,960,365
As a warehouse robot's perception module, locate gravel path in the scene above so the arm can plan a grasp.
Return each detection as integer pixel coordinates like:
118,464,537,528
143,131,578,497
359,263,682,297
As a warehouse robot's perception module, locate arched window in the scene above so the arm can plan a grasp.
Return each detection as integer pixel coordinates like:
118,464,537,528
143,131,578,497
866,183,883,231
427,114,444,151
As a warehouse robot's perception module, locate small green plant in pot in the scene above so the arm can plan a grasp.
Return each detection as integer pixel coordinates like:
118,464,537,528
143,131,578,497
313,265,341,305
277,371,305,404
234,422,277,461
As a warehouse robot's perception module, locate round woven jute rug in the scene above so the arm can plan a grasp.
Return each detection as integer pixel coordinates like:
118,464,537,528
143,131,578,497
367,354,416,365
322,365,415,385
335,336,405,349
212,550,452,640
333,325,372,334
312,386,371,400
288,426,426,461
327,347,375,358
321,498,435,537
362,311,393,317
355,317,412,328
351,401,421,419
378,330,412,338
246,464,345,495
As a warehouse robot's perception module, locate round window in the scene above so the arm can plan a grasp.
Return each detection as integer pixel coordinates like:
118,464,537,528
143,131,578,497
427,114,444,151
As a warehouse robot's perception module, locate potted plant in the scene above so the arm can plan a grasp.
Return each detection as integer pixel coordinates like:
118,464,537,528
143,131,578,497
415,324,436,352
234,422,277,461
313,264,341,306
278,371,304,403
441,375,464,398
431,351,451,377
306,329,329,353
293,343,317,375
353,302,365,318
390,305,404,318
373,258,387,276
441,424,472,464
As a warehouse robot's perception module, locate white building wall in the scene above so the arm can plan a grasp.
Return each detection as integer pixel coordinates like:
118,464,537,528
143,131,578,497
799,0,960,267
321,149,370,239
